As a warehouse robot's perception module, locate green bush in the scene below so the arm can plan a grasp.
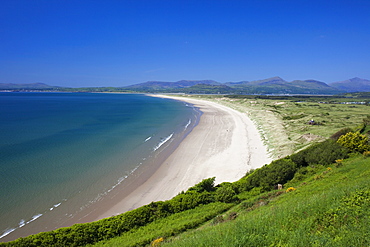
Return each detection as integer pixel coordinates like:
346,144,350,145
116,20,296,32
215,183,238,203
186,177,216,193
290,139,348,167
238,158,297,192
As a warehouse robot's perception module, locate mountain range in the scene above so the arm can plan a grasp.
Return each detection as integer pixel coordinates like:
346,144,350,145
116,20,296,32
124,77,370,94
1,77,370,94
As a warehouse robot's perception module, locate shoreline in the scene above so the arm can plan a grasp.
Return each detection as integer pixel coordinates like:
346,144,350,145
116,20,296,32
96,95,272,219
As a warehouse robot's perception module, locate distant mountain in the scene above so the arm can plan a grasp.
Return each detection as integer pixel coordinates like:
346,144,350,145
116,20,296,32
248,76,287,86
125,80,220,90
0,83,58,90
329,77,370,92
223,77,343,94
171,83,234,94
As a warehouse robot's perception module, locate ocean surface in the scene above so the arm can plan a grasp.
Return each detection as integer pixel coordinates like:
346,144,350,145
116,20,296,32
0,92,199,240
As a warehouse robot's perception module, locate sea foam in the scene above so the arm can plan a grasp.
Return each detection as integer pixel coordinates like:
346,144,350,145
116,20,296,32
153,133,174,151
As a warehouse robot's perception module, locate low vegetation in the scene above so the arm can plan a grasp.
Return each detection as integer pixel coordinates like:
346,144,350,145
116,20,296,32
1,95,369,247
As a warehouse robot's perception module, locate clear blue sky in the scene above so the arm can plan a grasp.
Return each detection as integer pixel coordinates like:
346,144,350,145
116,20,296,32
1,0,370,87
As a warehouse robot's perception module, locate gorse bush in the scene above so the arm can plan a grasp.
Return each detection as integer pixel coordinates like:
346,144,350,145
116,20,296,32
337,131,370,154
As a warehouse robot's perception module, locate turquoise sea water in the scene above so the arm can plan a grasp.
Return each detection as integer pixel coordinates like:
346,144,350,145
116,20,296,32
0,93,199,240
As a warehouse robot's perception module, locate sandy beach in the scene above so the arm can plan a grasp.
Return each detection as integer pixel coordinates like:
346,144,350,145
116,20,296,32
97,95,271,219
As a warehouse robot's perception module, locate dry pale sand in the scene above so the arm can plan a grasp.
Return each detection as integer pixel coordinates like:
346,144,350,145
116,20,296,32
97,95,271,219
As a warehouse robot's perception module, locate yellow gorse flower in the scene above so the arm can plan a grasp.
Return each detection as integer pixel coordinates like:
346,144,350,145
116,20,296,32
151,237,164,247
286,187,296,193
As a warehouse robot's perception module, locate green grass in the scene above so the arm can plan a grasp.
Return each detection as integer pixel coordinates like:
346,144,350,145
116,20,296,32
161,155,370,247
92,202,233,247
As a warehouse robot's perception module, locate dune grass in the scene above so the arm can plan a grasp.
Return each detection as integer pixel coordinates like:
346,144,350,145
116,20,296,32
185,95,370,158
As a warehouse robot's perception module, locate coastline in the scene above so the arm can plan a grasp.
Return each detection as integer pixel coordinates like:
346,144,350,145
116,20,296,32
96,95,272,219
1,94,271,242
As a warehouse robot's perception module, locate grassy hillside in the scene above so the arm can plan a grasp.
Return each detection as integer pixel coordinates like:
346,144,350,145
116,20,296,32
161,155,370,247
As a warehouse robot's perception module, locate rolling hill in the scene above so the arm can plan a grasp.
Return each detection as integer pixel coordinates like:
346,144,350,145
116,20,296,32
0,83,58,90
329,77,370,92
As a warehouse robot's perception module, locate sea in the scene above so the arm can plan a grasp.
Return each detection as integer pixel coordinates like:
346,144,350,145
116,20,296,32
0,92,200,241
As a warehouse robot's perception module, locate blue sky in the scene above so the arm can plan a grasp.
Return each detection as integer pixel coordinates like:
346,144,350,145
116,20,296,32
1,0,370,87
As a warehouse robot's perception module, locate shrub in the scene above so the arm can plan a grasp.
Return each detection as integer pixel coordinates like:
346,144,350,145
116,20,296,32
187,177,216,193
337,132,370,153
238,158,297,192
215,183,237,203
290,139,348,167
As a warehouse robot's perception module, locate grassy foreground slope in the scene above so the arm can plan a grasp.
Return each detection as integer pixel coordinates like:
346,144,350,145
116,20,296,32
161,155,370,247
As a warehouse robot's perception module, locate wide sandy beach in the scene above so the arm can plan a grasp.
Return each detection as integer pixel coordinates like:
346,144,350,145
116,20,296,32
97,95,271,219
